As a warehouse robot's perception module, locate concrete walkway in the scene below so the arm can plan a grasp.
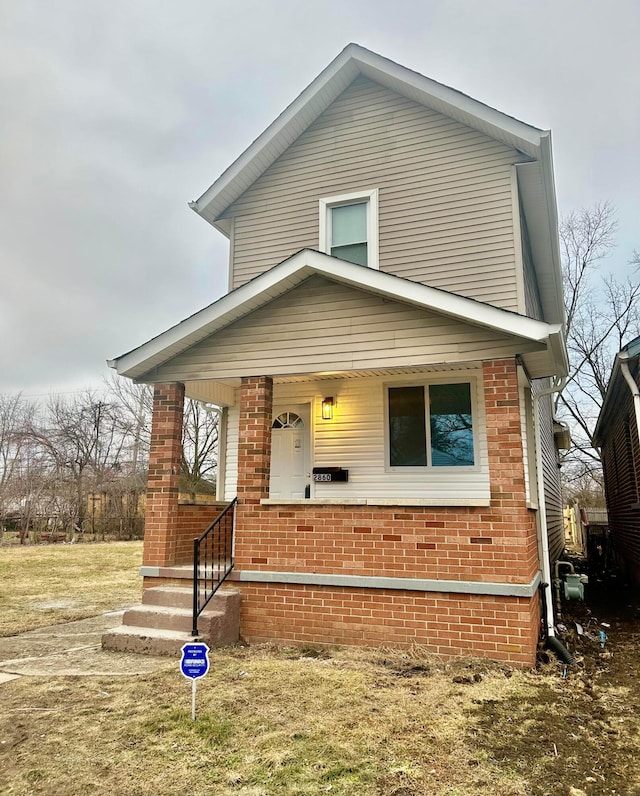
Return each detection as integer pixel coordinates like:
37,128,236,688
0,610,172,681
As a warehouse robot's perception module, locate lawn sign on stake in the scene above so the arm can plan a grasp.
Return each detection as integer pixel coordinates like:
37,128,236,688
180,642,210,720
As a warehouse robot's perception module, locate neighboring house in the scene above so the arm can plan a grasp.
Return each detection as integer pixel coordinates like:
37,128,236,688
106,44,569,666
594,335,640,584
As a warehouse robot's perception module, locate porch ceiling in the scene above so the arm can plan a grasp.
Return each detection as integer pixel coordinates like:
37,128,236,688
185,362,496,406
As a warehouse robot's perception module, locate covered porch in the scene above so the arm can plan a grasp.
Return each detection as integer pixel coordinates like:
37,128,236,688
106,251,567,663
127,357,541,665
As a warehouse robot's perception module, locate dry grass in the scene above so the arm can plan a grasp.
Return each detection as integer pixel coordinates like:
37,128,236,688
0,541,143,636
0,646,544,796
3,641,640,796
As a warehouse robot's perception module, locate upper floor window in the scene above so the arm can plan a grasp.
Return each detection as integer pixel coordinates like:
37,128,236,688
387,381,475,468
319,189,379,269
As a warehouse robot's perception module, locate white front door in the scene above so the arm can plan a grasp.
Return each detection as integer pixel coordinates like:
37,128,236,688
269,405,310,499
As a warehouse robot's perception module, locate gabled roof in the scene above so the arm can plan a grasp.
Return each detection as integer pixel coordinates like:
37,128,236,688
188,43,564,327
109,250,568,382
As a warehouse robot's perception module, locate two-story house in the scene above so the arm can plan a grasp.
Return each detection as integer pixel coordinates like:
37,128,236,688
104,45,568,666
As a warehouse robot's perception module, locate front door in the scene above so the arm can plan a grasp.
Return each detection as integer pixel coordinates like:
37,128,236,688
269,405,310,499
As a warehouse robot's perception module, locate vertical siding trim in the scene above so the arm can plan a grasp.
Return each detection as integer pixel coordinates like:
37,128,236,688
510,166,526,315
224,402,240,499
228,217,236,294
217,406,228,501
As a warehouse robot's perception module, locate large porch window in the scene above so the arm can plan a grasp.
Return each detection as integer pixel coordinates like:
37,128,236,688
388,382,475,468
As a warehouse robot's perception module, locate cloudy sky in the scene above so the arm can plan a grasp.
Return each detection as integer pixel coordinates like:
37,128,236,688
1,0,639,396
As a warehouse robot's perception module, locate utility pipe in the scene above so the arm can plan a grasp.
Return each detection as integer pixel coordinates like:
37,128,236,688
532,376,565,639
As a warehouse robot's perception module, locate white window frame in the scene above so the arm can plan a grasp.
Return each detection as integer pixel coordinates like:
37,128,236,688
319,189,379,269
384,375,480,472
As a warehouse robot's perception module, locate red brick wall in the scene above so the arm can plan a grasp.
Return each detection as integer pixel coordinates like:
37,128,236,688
234,503,537,582
174,503,228,564
143,383,184,568
234,359,538,584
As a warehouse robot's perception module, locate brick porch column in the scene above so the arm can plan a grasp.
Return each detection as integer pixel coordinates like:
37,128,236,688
143,382,185,567
483,358,537,578
237,376,273,504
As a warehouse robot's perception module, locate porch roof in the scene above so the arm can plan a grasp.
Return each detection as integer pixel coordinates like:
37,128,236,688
109,250,568,384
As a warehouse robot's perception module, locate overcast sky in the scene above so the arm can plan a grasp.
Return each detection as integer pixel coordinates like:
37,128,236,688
1,0,639,397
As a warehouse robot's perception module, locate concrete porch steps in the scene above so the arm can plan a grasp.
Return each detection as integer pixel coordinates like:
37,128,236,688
102,586,240,657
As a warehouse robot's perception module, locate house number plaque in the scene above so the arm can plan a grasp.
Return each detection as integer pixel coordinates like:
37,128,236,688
312,467,348,483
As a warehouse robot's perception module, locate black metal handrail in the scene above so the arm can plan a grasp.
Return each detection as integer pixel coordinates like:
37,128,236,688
192,497,237,636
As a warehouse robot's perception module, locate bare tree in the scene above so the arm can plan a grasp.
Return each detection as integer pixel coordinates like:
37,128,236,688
106,375,221,499
557,202,640,483
0,394,35,539
105,374,152,478
181,400,219,500
0,380,222,542
31,392,129,534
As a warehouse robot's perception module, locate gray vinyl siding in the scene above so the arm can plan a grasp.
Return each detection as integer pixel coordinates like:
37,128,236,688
223,76,527,312
149,277,543,384
533,380,564,561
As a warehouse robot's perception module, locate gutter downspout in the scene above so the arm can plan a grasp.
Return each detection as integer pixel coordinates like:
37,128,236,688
620,353,640,454
532,376,565,639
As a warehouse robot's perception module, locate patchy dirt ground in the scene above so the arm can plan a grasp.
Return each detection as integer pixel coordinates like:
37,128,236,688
468,564,640,796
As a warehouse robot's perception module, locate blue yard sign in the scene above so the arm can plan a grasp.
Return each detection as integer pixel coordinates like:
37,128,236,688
180,642,210,680
180,642,210,720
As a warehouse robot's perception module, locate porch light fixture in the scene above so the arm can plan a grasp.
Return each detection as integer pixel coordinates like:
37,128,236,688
321,397,334,420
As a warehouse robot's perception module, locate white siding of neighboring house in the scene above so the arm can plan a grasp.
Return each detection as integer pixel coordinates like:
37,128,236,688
148,277,543,384
220,368,489,505
221,76,528,313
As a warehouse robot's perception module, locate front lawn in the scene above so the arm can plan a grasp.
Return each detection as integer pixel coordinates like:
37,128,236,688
0,541,143,636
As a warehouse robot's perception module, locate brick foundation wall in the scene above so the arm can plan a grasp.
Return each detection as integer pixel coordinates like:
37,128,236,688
234,504,538,582
235,583,540,666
